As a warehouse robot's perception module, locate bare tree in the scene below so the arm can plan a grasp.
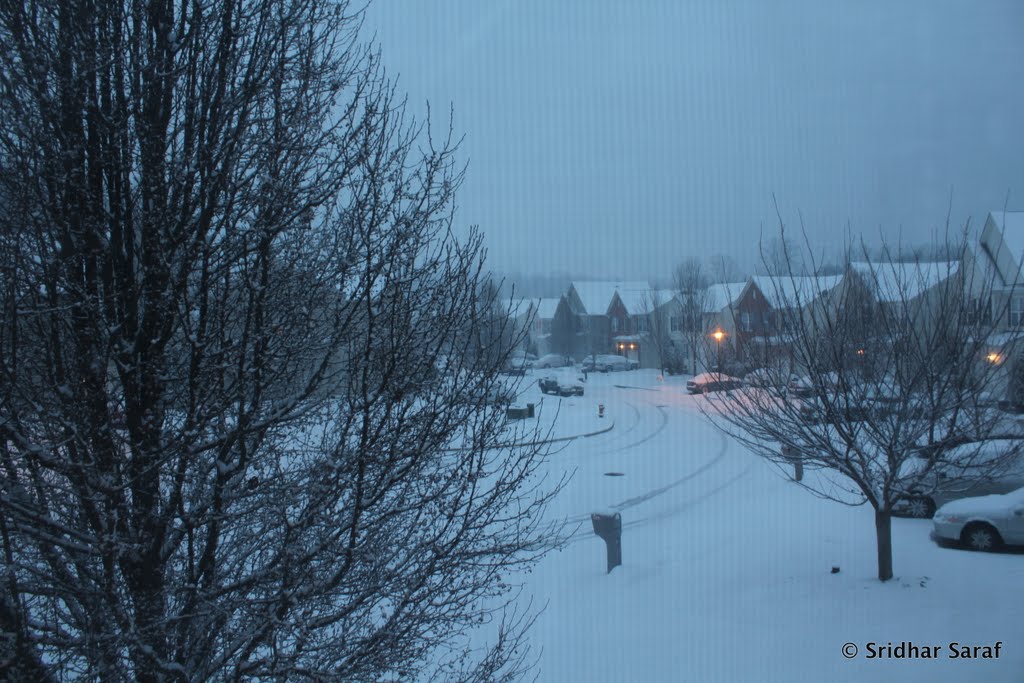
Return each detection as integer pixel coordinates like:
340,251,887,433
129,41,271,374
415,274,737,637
0,1,561,679
698,229,1023,581
550,301,580,359
674,258,712,374
760,234,805,276
639,288,673,375
707,253,743,284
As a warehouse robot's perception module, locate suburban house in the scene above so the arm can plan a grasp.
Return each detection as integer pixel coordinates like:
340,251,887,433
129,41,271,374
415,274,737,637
528,297,563,356
685,281,748,372
979,210,1024,332
975,210,1024,398
563,281,652,359
743,274,844,364
613,286,678,368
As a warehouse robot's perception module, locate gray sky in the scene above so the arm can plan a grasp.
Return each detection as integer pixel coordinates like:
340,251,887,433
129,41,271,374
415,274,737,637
363,0,1024,280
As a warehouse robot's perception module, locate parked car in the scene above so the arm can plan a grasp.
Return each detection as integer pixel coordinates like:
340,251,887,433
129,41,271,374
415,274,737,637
501,358,528,376
533,354,572,369
538,372,585,397
456,383,517,407
581,354,633,373
932,485,1024,551
686,372,743,394
744,367,786,389
894,446,1024,519
786,372,841,399
798,395,878,425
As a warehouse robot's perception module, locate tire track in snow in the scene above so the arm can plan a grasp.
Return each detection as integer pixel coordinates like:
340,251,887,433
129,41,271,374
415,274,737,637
590,402,666,455
560,437,729,528
561,465,751,545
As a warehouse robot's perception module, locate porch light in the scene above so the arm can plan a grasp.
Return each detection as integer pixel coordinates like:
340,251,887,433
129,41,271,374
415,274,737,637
987,352,1003,364
618,343,625,350
629,343,636,350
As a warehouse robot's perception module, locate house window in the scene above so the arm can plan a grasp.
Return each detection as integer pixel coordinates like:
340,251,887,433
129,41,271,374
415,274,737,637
967,298,991,326
740,312,752,332
637,316,649,333
1012,298,1024,327
612,317,620,333
670,315,680,332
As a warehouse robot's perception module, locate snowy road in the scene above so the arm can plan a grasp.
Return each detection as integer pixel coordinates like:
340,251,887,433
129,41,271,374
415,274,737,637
500,370,1024,683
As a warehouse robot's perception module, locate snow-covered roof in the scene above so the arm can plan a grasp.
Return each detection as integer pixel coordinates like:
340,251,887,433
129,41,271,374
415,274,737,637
569,281,652,315
534,297,561,320
703,282,748,312
616,288,677,315
849,261,959,303
505,297,533,319
989,210,1024,264
750,275,843,309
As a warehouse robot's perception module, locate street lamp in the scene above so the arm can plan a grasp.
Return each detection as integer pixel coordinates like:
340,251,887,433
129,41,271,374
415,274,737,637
711,329,726,372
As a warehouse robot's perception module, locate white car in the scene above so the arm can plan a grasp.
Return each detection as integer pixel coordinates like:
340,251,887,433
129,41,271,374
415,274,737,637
932,486,1024,551
582,354,634,372
533,354,572,369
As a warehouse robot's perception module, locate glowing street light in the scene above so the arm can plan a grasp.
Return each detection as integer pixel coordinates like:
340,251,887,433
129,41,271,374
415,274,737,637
711,329,726,372
987,351,1003,364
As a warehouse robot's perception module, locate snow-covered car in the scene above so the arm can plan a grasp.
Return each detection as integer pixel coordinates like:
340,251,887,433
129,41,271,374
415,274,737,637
798,395,876,424
455,383,516,407
581,354,633,373
533,354,573,369
744,367,786,389
932,486,1024,551
894,445,1024,519
786,375,814,398
538,372,585,397
501,358,529,376
686,372,743,394
787,372,841,398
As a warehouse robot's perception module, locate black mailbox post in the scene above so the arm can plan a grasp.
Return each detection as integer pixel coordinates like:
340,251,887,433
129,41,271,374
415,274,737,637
781,444,803,482
591,511,622,573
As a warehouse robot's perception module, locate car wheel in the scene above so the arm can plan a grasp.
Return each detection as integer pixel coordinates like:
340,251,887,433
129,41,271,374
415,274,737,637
905,496,936,519
961,523,1002,552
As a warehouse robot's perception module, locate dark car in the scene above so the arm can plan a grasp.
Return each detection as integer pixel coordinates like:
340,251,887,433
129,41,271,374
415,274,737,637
686,372,743,394
538,373,585,397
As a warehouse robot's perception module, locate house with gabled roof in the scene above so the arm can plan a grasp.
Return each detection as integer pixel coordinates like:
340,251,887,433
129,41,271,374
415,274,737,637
979,210,1024,331
564,281,652,358
729,274,843,370
610,286,678,368
659,281,747,373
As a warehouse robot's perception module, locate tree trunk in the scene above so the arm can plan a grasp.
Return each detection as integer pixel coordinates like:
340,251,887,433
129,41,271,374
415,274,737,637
874,508,893,582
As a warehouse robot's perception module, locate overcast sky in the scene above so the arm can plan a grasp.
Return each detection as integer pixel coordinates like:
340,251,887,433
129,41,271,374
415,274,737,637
363,0,1024,281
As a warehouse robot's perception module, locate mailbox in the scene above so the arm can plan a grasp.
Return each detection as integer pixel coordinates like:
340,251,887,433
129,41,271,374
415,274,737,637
591,511,622,573
781,444,803,482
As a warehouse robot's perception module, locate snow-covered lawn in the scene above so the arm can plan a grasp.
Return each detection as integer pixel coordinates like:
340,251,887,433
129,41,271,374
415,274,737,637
510,370,1024,682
